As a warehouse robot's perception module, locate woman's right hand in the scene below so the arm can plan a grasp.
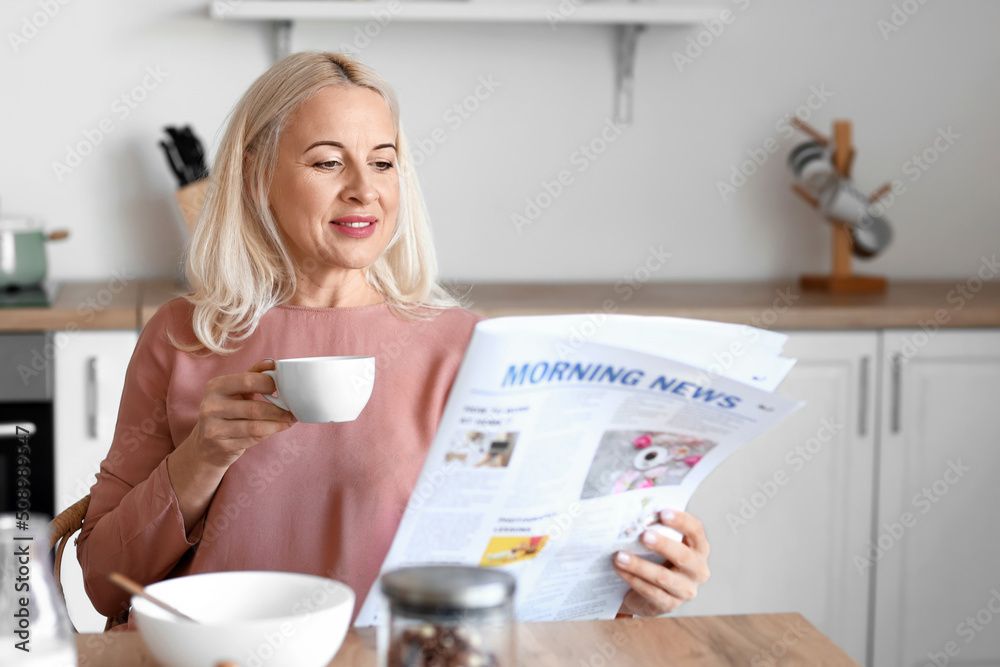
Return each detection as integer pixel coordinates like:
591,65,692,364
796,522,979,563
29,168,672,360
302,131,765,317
167,359,296,533
187,358,297,468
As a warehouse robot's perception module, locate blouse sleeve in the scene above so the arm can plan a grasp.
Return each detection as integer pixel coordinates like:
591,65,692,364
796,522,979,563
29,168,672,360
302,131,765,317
76,300,204,618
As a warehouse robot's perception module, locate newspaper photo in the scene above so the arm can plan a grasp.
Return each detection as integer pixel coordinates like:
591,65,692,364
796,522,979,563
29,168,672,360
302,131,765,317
355,314,804,626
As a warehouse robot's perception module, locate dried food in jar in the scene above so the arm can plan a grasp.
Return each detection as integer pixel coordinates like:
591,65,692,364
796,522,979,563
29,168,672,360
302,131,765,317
387,623,498,667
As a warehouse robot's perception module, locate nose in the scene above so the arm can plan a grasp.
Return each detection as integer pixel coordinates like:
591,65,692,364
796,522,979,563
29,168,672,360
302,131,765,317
340,163,378,206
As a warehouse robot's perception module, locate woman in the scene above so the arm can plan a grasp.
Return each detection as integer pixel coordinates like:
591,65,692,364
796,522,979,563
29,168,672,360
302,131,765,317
77,51,709,625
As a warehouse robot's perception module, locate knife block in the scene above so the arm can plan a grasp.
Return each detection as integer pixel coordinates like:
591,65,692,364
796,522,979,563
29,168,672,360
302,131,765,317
174,179,209,233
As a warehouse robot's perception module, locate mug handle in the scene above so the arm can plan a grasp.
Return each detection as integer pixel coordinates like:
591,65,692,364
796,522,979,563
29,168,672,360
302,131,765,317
261,370,290,412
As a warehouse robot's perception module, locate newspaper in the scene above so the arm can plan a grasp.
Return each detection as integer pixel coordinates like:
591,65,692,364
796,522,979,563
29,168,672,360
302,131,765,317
355,314,803,626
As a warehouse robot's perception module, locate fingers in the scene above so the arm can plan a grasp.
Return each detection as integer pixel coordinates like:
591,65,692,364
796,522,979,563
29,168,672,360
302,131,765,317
613,555,684,616
198,415,294,451
193,359,297,463
202,395,295,424
613,509,713,617
613,550,699,606
206,370,278,400
622,588,677,618
202,359,294,421
640,522,710,584
661,509,710,559
247,358,276,373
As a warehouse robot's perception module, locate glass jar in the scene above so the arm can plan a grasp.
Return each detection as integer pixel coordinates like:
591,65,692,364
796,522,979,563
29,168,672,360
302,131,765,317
0,514,76,666
378,566,516,667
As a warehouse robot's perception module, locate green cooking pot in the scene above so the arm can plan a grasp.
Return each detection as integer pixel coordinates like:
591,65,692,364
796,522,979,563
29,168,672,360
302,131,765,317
0,219,69,289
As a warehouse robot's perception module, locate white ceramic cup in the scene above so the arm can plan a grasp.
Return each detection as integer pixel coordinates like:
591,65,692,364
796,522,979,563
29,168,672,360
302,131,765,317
262,356,375,423
789,142,837,196
818,178,893,257
820,178,871,226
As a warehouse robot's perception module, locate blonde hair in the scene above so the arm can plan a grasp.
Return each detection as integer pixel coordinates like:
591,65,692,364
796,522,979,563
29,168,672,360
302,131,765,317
179,51,461,355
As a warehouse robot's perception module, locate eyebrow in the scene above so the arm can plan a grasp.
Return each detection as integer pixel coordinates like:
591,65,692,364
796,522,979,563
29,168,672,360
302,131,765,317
304,140,397,153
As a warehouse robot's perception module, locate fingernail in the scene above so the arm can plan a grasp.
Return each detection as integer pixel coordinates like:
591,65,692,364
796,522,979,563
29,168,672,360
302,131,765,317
615,551,631,565
660,510,676,523
642,530,658,547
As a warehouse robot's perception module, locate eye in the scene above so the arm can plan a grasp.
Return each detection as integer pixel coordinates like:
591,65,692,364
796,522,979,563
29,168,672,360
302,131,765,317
314,160,341,170
373,160,394,172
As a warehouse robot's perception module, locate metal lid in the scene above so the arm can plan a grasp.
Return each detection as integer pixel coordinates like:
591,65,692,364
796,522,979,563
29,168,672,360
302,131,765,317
381,566,515,610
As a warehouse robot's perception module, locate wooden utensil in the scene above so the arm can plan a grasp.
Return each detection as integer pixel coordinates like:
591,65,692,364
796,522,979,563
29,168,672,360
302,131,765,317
108,572,198,623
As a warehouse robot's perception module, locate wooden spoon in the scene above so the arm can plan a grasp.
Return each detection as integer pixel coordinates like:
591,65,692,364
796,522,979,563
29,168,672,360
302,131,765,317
108,572,198,623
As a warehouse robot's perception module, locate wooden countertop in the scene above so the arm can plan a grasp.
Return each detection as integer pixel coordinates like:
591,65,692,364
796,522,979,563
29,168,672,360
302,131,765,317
453,281,1000,329
74,613,860,666
0,281,142,331
2,279,998,331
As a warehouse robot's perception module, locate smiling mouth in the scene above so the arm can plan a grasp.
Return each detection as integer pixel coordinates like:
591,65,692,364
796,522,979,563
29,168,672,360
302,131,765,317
331,215,377,228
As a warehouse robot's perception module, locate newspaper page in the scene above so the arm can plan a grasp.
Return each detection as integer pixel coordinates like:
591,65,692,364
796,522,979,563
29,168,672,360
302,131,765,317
355,315,803,626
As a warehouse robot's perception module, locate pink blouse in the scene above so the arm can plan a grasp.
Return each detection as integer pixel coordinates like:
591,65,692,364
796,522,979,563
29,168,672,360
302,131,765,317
77,297,483,622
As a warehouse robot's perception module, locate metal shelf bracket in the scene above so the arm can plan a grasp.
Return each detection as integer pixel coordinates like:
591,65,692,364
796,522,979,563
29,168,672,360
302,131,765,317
613,23,645,127
272,19,293,61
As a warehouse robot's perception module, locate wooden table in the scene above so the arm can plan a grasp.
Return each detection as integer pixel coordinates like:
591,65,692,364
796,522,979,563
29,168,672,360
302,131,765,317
74,613,860,666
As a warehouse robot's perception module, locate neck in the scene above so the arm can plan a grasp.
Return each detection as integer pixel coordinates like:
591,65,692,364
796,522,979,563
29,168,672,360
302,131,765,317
287,270,384,308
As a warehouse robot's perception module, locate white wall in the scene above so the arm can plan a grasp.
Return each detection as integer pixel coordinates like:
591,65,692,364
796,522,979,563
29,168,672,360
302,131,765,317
1,0,272,284
2,0,999,284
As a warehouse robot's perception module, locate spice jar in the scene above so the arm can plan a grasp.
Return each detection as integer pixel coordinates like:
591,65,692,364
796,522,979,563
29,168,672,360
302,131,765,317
378,566,516,667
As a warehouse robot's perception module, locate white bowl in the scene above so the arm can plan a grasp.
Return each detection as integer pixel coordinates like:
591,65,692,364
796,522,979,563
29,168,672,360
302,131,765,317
131,571,355,667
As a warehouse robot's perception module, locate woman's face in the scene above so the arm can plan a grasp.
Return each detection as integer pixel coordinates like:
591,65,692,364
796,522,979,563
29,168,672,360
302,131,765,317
268,85,399,287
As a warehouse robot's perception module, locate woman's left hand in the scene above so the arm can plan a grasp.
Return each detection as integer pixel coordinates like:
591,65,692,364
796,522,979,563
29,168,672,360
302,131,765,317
613,509,711,617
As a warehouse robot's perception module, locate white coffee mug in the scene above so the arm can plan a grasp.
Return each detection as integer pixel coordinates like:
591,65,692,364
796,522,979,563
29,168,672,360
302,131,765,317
820,178,872,226
262,356,375,423
789,141,836,196
819,179,893,257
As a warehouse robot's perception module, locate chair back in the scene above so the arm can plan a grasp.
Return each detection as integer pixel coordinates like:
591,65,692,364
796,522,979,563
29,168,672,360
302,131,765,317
49,495,119,631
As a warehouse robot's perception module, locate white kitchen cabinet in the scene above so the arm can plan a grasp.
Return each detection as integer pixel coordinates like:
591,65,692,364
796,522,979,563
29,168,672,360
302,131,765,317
873,330,1000,666
677,331,878,666
54,329,138,633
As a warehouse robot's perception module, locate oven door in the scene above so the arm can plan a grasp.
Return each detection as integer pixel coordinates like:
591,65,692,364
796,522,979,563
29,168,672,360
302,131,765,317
1,403,55,520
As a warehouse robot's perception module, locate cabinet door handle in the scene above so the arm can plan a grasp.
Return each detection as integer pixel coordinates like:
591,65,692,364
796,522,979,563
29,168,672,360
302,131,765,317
858,356,870,437
86,356,98,439
890,353,902,434
0,422,37,440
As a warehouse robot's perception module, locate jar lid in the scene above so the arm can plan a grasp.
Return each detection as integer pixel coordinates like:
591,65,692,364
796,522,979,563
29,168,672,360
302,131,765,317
381,566,515,610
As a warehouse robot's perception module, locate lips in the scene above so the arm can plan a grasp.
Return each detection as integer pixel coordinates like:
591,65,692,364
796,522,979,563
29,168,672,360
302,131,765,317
332,215,377,227
330,215,377,238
